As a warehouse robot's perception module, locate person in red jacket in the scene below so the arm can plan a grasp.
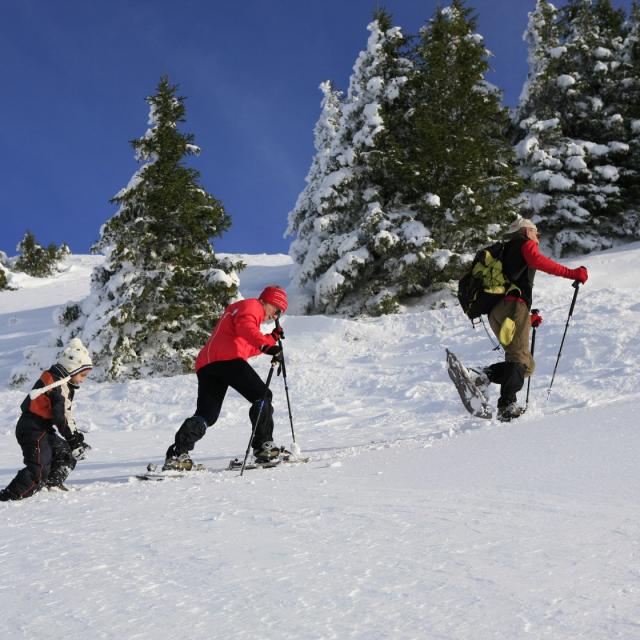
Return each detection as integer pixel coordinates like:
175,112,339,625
476,218,588,421
163,286,289,470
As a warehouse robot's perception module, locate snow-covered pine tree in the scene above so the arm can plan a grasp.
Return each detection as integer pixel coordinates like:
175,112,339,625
392,0,520,271
0,253,10,291
56,76,242,380
515,0,632,255
518,0,563,113
14,231,69,277
289,10,425,315
285,80,343,311
616,0,640,235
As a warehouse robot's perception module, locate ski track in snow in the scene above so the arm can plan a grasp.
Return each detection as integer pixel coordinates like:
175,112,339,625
1,248,639,639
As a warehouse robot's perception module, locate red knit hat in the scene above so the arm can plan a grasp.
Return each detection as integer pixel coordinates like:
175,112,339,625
259,286,288,313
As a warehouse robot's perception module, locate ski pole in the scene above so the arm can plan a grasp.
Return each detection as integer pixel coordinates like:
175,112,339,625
525,308,539,408
240,358,278,476
274,315,297,445
546,281,581,401
29,376,71,399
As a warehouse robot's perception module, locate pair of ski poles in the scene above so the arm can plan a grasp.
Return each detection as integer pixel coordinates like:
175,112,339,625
525,280,581,408
240,313,296,476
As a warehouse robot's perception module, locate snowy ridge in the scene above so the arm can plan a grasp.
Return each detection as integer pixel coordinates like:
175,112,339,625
1,245,639,639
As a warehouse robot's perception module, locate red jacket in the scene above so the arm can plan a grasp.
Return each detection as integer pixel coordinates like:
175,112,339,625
521,240,578,278
195,299,277,371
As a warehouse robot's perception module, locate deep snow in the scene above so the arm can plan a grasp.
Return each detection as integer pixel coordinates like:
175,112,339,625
1,246,639,640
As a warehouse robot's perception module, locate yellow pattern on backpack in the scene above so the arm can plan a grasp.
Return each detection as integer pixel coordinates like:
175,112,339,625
471,250,507,295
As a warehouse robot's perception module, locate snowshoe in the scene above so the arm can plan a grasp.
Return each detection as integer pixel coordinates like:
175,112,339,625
136,461,208,481
469,367,491,397
446,349,492,419
227,457,282,471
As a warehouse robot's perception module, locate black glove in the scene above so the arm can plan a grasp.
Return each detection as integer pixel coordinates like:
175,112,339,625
67,431,91,460
261,344,283,361
271,326,285,341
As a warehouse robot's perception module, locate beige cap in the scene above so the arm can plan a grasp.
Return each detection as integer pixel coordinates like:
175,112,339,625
58,338,93,376
507,217,537,234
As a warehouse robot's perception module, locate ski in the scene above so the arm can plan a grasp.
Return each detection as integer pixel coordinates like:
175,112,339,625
136,453,311,480
226,453,310,472
135,462,218,481
227,458,281,471
446,348,492,419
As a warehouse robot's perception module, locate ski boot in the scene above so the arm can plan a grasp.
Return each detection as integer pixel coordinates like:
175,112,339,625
253,441,281,463
163,449,195,471
469,367,492,397
46,482,70,492
497,402,525,422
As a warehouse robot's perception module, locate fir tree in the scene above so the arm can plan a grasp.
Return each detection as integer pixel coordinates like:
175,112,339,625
14,231,68,278
0,268,7,291
287,3,520,315
515,0,633,255
517,0,564,114
286,80,343,310
288,10,419,315
56,76,242,380
387,0,520,286
0,254,9,290
617,0,640,236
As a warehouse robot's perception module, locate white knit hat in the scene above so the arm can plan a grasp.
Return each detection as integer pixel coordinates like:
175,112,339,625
507,217,537,234
58,338,93,376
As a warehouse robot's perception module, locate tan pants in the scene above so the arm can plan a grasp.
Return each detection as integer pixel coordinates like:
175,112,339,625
488,298,535,378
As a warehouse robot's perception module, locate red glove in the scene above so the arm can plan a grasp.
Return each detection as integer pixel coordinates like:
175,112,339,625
271,326,285,342
530,312,542,328
572,266,588,284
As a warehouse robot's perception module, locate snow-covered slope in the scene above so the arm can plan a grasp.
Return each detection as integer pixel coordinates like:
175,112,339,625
1,246,639,640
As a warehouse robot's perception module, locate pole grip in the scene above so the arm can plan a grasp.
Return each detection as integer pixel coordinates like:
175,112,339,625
568,281,580,317
273,314,285,375
29,376,71,399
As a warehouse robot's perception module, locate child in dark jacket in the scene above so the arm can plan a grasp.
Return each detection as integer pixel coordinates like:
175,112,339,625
0,338,93,501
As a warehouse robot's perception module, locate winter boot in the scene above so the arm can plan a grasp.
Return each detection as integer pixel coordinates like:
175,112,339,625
469,367,491,397
253,441,281,462
46,463,74,492
163,445,195,471
46,483,70,492
0,488,16,501
497,402,525,422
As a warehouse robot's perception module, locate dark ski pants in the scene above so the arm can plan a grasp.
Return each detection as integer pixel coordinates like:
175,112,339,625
485,361,527,407
3,414,76,500
489,298,535,407
172,359,274,454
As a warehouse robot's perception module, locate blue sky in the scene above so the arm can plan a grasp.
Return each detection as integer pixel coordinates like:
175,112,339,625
0,0,634,257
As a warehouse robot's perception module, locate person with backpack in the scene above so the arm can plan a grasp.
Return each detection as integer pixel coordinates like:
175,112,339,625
162,286,289,470
0,338,93,501
475,218,588,421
